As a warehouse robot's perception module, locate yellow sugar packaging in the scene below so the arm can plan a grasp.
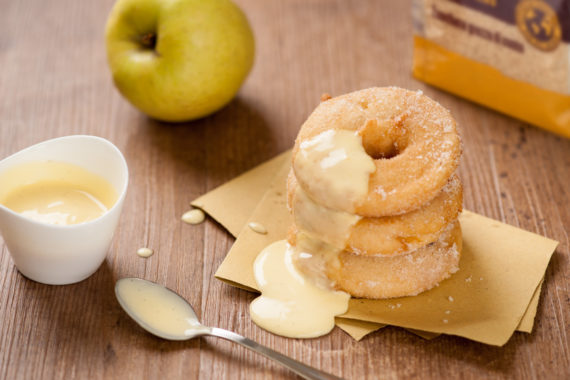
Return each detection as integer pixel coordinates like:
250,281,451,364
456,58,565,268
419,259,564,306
412,0,570,138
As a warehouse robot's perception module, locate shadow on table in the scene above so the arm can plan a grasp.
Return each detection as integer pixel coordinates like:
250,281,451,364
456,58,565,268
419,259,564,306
124,96,280,188
14,261,205,365
359,315,539,376
197,338,295,379
14,261,124,365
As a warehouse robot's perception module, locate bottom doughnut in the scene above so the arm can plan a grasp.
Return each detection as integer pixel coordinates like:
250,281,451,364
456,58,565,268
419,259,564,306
327,220,462,299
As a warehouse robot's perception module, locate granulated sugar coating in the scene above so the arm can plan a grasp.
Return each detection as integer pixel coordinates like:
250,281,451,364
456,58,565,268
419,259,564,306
292,87,462,218
286,86,463,299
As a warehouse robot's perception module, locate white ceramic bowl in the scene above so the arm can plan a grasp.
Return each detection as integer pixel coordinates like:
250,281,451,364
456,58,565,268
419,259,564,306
0,135,128,285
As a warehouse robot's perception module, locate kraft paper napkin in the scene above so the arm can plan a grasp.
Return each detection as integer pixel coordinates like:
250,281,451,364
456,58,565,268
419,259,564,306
335,318,385,341
192,153,547,339
191,150,291,237
193,153,557,345
338,211,555,346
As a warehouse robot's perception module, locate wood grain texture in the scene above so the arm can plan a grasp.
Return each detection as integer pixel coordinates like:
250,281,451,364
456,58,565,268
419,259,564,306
0,0,568,379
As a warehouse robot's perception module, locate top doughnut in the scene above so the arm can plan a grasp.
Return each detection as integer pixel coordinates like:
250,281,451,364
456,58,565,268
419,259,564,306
292,87,461,217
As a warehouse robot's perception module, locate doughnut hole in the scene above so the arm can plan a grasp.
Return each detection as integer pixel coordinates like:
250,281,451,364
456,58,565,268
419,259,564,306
359,118,409,160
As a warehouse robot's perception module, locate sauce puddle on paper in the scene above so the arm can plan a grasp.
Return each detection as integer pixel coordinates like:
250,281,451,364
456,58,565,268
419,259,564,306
0,161,117,225
248,222,267,234
250,240,350,338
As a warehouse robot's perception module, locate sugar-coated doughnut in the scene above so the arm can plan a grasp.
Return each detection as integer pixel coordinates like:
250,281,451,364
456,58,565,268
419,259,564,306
292,87,461,217
287,171,463,256
327,221,462,299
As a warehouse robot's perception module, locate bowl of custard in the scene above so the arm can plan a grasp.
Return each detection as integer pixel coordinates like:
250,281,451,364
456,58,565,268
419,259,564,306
0,135,128,285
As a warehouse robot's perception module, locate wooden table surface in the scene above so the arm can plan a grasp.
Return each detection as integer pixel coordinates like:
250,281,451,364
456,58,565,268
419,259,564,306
1,0,568,379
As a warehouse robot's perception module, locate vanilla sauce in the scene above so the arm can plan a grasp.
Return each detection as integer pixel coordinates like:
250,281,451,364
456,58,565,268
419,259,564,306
115,278,210,339
250,240,350,338
250,130,375,338
0,161,117,226
136,247,154,258
248,222,267,234
181,209,205,225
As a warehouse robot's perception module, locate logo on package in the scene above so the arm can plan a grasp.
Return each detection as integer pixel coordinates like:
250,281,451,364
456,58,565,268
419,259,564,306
516,0,561,51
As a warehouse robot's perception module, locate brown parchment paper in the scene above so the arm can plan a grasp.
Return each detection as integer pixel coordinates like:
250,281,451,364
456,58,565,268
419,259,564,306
335,318,385,341
191,150,291,237
338,211,555,346
192,152,557,345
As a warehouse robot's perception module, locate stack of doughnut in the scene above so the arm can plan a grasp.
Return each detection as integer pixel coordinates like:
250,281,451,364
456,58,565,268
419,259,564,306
287,87,463,299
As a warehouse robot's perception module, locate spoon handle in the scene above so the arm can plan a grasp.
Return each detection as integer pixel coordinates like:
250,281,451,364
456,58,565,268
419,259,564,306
209,328,344,380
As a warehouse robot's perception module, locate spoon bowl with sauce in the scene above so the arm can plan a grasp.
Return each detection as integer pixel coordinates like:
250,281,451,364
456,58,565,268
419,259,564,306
0,135,128,285
115,278,343,380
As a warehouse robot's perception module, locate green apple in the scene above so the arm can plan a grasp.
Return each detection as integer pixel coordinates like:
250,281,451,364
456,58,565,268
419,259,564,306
105,0,254,122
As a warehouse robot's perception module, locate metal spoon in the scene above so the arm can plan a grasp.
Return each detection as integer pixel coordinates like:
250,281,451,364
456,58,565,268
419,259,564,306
115,278,343,380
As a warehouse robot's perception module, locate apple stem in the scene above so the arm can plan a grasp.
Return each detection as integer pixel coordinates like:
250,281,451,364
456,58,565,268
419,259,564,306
140,33,157,49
